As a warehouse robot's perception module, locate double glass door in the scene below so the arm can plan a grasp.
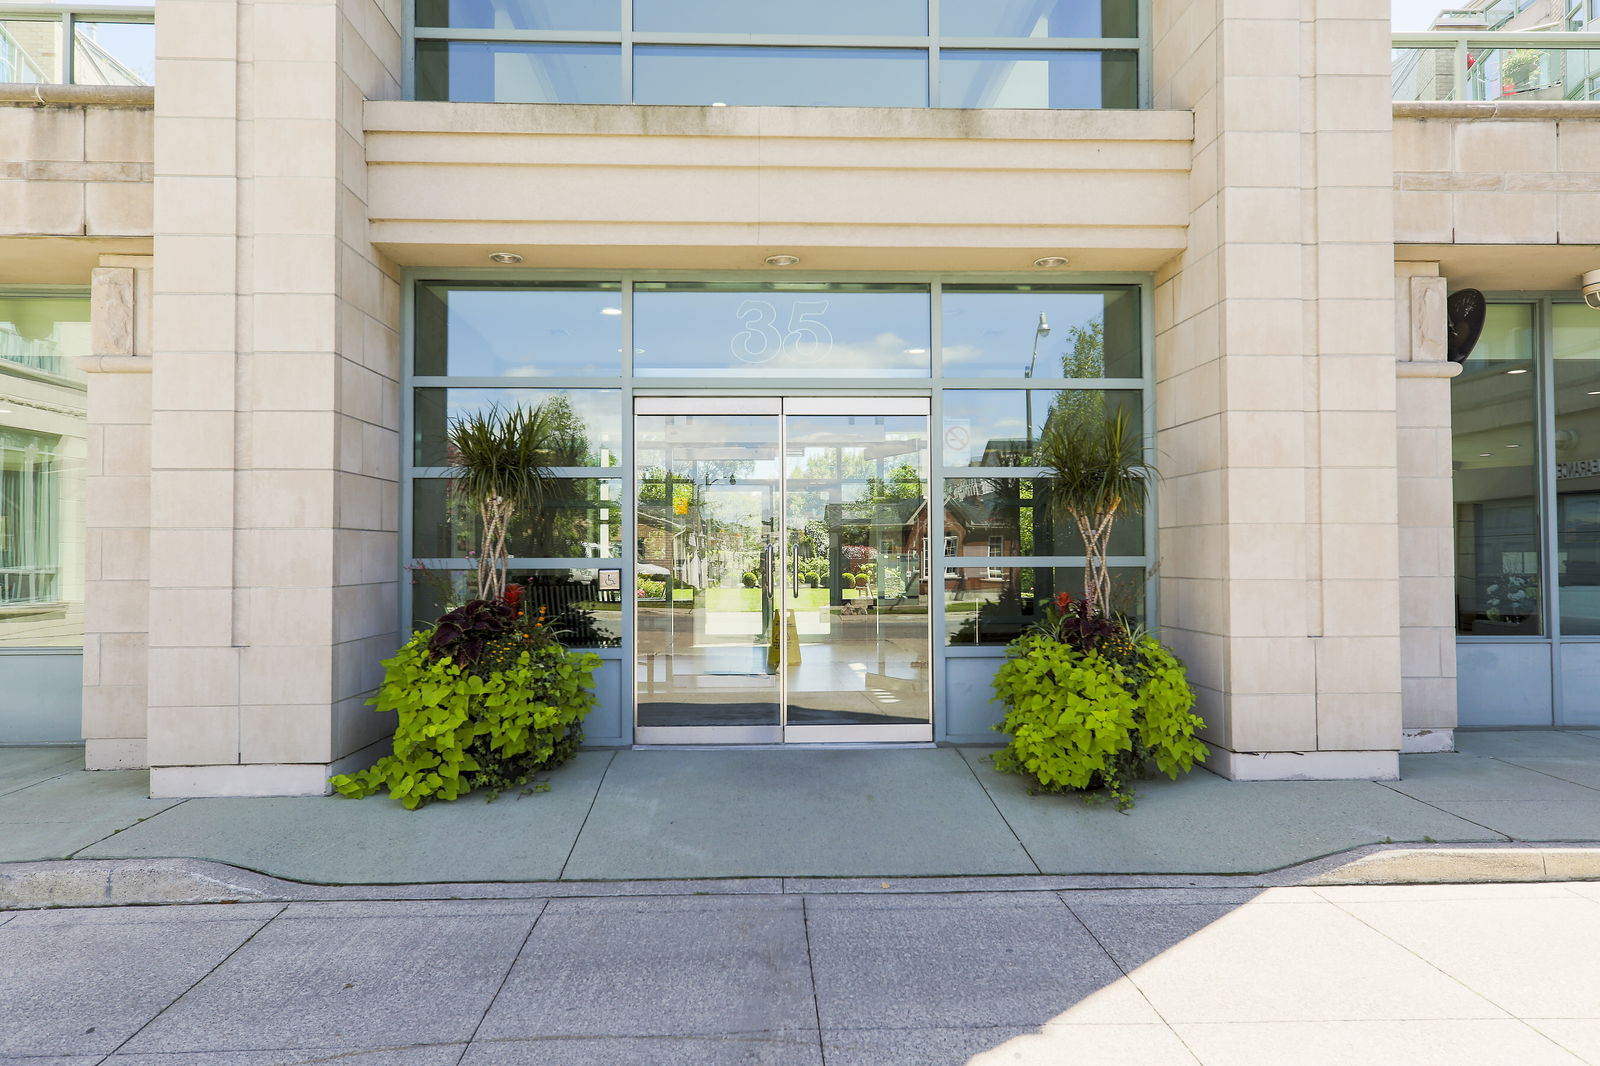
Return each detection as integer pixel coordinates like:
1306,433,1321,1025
634,397,932,743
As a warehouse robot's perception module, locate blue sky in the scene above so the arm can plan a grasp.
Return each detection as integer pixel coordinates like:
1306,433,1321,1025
1393,0,1452,30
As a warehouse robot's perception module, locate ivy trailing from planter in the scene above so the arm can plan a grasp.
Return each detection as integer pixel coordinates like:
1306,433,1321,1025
330,629,598,810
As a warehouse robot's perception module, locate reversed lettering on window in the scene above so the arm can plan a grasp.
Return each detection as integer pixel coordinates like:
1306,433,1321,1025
1557,458,1600,480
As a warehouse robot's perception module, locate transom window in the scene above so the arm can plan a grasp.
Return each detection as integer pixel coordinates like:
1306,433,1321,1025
411,0,1145,108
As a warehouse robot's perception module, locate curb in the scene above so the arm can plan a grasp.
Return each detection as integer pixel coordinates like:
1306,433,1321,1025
5,845,1600,910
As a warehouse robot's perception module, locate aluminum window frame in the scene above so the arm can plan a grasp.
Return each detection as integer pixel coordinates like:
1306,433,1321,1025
403,0,1152,107
400,269,1157,742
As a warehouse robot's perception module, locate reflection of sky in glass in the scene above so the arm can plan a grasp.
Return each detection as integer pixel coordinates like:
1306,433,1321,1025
939,51,1137,110
635,0,924,34
940,0,1138,37
633,289,931,378
413,388,621,466
785,417,928,488
635,415,782,483
415,0,618,29
75,23,153,84
416,42,621,103
419,285,622,377
633,46,927,107
942,389,1140,467
943,289,1139,378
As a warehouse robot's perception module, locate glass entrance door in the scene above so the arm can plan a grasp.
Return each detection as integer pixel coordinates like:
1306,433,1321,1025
634,397,932,743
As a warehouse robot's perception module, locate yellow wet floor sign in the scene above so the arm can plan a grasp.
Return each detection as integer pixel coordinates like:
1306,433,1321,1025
767,608,801,670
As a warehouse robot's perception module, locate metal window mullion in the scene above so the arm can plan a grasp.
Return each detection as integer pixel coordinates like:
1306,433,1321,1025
1138,0,1152,108
1540,297,1566,724
1456,36,1471,101
61,12,73,84
939,36,1141,49
400,279,417,631
927,0,940,106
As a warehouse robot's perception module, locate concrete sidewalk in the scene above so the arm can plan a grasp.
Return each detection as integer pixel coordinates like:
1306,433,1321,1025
7,881,1600,1065
5,731,1600,885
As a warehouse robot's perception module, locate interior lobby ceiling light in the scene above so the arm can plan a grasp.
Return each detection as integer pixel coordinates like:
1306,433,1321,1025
488,251,523,264
764,254,801,267
1506,368,1527,374
600,307,622,315
1032,256,1070,268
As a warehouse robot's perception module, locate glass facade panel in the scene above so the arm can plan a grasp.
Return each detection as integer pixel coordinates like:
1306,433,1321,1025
1392,47,1458,102
941,285,1140,378
411,567,622,646
632,283,931,378
633,0,925,36
939,50,1137,109
944,564,1143,646
1554,304,1600,635
1467,45,1600,102
0,296,89,648
415,41,621,103
941,388,1142,467
414,0,619,30
73,22,153,85
633,46,927,107
414,282,623,378
0,19,59,82
412,477,623,559
945,476,1142,558
413,388,621,467
1453,304,1541,635
941,0,1137,38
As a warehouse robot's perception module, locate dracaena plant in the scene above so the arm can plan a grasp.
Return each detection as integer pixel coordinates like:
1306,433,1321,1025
1036,404,1153,620
447,402,586,601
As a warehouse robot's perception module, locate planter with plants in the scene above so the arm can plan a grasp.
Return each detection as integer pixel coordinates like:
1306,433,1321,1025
990,406,1207,810
331,404,600,809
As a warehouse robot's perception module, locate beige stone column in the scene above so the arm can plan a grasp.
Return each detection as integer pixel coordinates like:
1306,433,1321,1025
79,254,154,769
145,0,402,796
1152,0,1403,778
1394,262,1460,752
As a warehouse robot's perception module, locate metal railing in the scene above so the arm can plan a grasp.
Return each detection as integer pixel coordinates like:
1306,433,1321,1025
1394,30,1600,101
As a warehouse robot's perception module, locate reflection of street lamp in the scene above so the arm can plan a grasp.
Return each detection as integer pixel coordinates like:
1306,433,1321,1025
1024,313,1051,451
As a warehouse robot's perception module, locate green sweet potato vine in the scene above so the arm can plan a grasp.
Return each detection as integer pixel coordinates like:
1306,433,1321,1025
331,631,598,810
992,629,1207,811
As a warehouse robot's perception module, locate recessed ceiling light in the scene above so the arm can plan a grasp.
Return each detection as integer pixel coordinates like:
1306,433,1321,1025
1033,256,1070,268
600,307,622,316
1506,368,1527,374
489,252,523,264
1478,452,1492,457
903,348,928,355
1589,390,1600,396
1506,443,1521,447
764,254,800,267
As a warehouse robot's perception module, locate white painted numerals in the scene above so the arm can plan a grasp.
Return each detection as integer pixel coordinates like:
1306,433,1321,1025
730,299,834,365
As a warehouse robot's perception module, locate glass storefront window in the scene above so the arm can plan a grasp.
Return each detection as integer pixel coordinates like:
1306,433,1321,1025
940,0,1137,38
632,283,931,378
415,41,621,103
73,21,153,85
939,50,1137,109
945,476,1141,558
633,46,928,108
1452,304,1541,635
634,0,925,36
412,477,623,559
944,565,1143,646
413,388,621,467
414,282,623,378
1554,304,1600,635
941,285,1141,378
0,295,89,649
941,388,1142,467
414,0,619,30
411,566,622,646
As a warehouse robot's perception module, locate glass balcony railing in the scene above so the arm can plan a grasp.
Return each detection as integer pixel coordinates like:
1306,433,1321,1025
0,3,153,86
1395,31,1600,101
